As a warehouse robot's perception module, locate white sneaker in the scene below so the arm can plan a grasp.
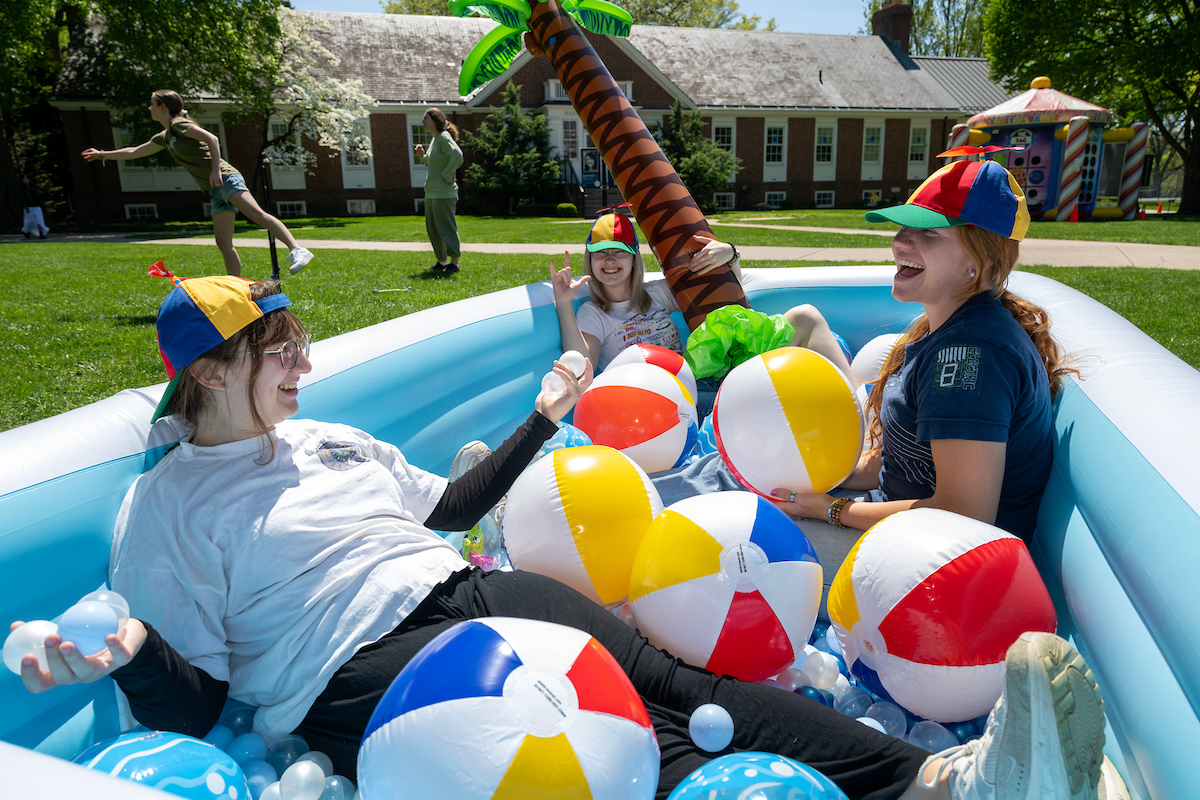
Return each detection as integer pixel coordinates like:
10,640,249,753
1097,756,1130,800
919,631,1105,800
449,441,506,553
288,247,314,275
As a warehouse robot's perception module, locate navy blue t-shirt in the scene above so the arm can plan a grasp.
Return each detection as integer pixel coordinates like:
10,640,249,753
873,292,1053,540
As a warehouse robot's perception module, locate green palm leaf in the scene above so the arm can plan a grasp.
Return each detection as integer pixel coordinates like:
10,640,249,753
564,0,632,38
448,0,531,30
458,24,527,96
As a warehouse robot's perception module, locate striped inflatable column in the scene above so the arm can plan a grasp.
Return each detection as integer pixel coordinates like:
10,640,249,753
1119,122,1149,220
1056,115,1090,222
945,124,970,162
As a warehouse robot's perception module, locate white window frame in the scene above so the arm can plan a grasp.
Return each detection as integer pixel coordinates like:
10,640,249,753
713,192,735,210
276,200,307,218
347,199,376,215
861,120,884,181
814,122,837,182
765,191,786,209
409,115,435,189
562,119,579,160
908,122,930,181
268,118,306,191
341,117,375,189
547,79,632,103
763,122,787,183
113,118,228,193
862,189,882,207
712,119,736,182
815,190,835,208
124,203,159,220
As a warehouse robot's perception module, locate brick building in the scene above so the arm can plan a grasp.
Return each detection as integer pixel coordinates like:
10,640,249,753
52,9,1010,222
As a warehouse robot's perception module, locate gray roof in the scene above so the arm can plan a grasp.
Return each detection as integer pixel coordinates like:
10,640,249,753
909,56,1013,113
626,26,963,111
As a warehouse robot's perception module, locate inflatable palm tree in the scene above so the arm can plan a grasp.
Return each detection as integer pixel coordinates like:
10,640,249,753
451,0,749,330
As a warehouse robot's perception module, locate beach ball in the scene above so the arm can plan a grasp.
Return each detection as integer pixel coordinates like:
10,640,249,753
504,445,663,608
628,492,822,682
667,751,848,800
73,731,251,799
358,617,658,800
574,363,698,473
608,343,698,401
531,421,593,463
713,347,862,497
828,508,1058,722
850,333,904,389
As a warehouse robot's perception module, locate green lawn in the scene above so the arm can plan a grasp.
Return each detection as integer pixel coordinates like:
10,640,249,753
1,236,1196,431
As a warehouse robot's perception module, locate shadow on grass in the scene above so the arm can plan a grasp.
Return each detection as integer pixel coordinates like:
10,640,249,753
114,314,158,326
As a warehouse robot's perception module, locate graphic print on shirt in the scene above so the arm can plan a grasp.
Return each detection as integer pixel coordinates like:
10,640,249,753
934,345,981,392
882,374,937,492
616,310,681,353
316,441,370,471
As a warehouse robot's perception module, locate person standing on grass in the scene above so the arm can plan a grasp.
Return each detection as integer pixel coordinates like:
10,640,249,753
413,108,463,276
81,90,314,278
20,176,51,239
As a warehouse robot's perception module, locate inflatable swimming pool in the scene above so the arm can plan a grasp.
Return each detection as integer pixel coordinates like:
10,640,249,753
1,266,1196,798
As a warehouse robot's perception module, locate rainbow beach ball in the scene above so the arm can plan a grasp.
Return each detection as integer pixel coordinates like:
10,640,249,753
608,343,698,401
828,508,1058,722
358,617,659,800
713,347,862,497
574,362,698,473
628,492,822,682
73,731,251,799
504,445,663,608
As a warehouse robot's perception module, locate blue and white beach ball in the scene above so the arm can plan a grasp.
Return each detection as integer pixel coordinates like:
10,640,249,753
73,731,251,799
667,751,849,799
359,617,660,800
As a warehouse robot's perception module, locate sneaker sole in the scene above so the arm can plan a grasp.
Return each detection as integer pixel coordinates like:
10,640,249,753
1006,632,1105,800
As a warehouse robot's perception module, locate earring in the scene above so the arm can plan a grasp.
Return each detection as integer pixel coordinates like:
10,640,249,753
970,268,977,280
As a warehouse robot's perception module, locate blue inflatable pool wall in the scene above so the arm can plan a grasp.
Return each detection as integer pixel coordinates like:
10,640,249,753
1,267,1197,798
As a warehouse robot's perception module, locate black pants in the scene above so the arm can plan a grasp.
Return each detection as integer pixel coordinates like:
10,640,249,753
299,568,926,800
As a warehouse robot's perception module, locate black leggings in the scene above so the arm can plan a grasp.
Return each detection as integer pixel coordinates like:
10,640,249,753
299,568,927,800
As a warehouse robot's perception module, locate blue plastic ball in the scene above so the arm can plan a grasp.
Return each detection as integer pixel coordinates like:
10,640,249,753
267,733,310,775
833,686,872,719
202,724,234,752
57,601,119,655
949,720,979,744
800,686,830,706
218,701,256,737
227,732,268,765
688,703,734,753
241,759,279,799
667,751,849,799
907,720,959,753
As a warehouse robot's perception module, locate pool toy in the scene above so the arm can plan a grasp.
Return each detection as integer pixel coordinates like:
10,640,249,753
72,731,251,800
357,616,658,800
666,751,849,800
688,704,734,753
608,343,698,402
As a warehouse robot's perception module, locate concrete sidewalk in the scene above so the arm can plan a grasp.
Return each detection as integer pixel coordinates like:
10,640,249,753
4,230,1198,269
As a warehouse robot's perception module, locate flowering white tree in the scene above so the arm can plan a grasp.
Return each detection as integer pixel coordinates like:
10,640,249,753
235,9,377,188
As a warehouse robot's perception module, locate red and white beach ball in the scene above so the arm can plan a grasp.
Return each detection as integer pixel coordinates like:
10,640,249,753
713,347,862,497
828,508,1058,722
628,492,822,682
359,617,659,800
504,445,663,608
574,363,698,473
608,343,698,402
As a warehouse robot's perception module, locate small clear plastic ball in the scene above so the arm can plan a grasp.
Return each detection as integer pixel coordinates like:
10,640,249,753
801,651,840,689
541,371,566,394
907,720,959,753
280,761,327,800
227,732,269,765
57,601,119,655
865,701,908,738
319,775,356,800
775,667,812,693
268,734,311,775
242,759,279,800
758,677,785,690
688,703,734,752
857,716,887,734
559,350,587,378
218,703,256,737
3,620,58,674
833,686,873,718
296,750,334,778
79,589,130,630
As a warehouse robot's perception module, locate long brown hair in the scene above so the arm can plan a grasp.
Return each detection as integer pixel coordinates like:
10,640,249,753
151,89,187,119
583,250,652,315
865,224,1076,453
424,107,460,142
170,281,309,443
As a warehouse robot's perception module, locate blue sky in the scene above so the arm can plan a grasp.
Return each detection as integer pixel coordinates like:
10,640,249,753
286,1,867,36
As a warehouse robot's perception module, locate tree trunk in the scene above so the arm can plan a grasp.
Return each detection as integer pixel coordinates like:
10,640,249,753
0,111,22,229
1180,123,1199,216
526,0,748,331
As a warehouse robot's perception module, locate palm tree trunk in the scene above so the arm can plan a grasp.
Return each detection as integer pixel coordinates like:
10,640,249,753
526,0,749,331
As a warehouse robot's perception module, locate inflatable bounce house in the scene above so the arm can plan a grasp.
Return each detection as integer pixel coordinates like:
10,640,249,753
947,77,1149,221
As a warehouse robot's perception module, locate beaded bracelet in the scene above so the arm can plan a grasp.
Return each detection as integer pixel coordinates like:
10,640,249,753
828,497,851,528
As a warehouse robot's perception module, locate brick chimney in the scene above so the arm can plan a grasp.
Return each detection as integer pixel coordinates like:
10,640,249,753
872,0,914,55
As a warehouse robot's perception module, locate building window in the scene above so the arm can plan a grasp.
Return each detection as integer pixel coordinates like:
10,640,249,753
713,126,733,152
713,192,735,210
765,191,786,209
862,189,882,207
863,126,882,163
347,199,376,215
344,121,371,167
910,127,927,163
547,79,631,102
124,204,158,220
412,123,434,166
414,197,426,214
815,191,835,208
815,126,834,163
276,201,308,217
563,120,578,159
765,126,784,163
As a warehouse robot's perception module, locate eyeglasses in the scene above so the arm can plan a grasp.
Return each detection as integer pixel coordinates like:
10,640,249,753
235,339,310,370
591,250,633,263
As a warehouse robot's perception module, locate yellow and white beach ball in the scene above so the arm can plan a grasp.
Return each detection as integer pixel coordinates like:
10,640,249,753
504,445,663,608
628,492,822,682
828,508,1058,722
574,363,698,474
713,347,862,497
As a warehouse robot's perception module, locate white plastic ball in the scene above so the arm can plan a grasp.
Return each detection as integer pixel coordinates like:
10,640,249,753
79,589,130,630
280,761,326,800
319,775,355,800
560,350,587,378
857,716,887,734
540,371,566,394
259,782,283,800
689,703,734,752
3,620,58,674
824,624,843,656
57,601,119,655
801,651,840,690
296,750,333,778
907,720,960,753
776,668,813,693
758,678,785,690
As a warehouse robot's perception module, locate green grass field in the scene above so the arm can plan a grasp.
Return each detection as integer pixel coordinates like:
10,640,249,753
1,225,1197,431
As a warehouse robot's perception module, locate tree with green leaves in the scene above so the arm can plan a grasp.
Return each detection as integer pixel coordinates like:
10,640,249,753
619,0,775,30
380,0,455,14
986,0,1199,215
661,99,743,212
461,81,560,210
859,0,987,58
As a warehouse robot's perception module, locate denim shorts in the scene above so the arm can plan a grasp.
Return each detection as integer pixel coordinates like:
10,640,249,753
208,173,248,216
